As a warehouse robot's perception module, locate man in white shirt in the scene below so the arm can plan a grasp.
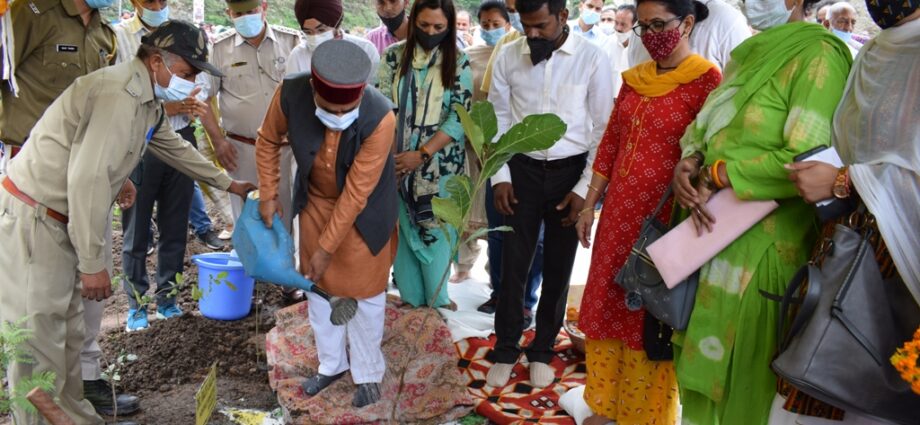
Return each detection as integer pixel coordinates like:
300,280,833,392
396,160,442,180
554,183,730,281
826,2,862,57
568,0,608,45
626,0,749,70
486,0,614,390
285,0,380,83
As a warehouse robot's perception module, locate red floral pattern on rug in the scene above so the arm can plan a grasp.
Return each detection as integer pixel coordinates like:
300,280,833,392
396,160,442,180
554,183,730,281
456,330,585,424
266,296,474,424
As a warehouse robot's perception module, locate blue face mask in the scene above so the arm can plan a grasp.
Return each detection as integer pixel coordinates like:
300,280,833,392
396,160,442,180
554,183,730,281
509,12,524,33
140,5,170,28
233,14,265,38
85,0,115,9
831,28,853,44
480,27,507,46
315,106,360,131
581,10,601,26
154,61,197,102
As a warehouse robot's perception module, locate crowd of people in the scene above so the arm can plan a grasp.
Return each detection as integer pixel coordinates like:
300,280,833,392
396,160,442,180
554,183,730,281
0,0,917,424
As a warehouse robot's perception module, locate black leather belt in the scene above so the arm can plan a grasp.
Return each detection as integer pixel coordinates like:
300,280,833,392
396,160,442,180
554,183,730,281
512,152,588,170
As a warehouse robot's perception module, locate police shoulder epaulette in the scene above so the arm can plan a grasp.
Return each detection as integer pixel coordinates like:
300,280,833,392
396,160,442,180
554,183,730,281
271,25,302,38
212,29,238,44
26,0,57,15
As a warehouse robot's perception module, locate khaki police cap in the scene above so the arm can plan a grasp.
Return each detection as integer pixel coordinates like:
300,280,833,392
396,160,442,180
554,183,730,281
226,0,263,13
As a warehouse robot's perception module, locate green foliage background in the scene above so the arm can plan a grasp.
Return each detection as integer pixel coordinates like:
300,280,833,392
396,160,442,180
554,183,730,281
103,0,490,32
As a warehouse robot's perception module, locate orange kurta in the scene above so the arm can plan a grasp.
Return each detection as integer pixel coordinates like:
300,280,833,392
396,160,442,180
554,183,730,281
256,86,397,299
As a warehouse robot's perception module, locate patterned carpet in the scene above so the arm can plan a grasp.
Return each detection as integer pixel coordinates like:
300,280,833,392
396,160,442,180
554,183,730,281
456,330,585,424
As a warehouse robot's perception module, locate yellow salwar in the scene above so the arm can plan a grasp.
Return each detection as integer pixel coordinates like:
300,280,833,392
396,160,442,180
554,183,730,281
583,338,679,425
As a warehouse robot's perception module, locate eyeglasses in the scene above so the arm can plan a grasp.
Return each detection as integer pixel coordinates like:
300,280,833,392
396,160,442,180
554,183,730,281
632,16,683,37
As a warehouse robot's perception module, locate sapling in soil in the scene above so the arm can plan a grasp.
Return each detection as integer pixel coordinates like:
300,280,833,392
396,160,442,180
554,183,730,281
1,318,57,416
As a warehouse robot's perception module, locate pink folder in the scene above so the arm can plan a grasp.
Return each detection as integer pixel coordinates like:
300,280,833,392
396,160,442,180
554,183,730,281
646,190,779,289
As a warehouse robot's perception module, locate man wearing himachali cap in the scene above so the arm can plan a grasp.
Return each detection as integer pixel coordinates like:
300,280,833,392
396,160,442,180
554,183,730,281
255,40,398,408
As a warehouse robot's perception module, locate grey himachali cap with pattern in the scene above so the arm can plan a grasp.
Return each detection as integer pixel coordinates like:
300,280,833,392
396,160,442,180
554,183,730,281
141,20,225,77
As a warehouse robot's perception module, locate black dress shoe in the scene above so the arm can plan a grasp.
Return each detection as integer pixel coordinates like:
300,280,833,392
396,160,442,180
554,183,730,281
352,383,381,408
477,296,498,314
302,371,346,396
83,379,140,416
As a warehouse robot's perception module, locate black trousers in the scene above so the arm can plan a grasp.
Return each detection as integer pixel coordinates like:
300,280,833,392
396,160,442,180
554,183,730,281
487,153,585,364
121,125,197,309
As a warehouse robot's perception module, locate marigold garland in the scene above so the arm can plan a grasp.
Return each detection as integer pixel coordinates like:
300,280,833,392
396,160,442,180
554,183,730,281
890,326,920,395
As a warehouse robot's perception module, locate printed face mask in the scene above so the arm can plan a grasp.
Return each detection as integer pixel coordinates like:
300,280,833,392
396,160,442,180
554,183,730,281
865,0,918,29
233,13,265,38
154,61,197,102
742,0,793,31
480,27,507,46
641,26,682,61
315,106,360,131
140,5,170,27
305,30,336,50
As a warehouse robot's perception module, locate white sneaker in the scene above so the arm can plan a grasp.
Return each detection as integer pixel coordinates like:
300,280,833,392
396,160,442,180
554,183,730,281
218,229,232,240
486,362,514,388
529,361,555,388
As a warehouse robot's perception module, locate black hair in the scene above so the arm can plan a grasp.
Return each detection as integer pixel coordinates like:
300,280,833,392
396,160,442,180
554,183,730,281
635,0,710,24
478,0,510,23
617,4,638,24
398,0,458,89
517,0,568,15
802,0,825,13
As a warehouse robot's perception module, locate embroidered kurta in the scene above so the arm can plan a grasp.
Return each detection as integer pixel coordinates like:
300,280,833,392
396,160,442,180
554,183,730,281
579,68,722,347
256,89,397,299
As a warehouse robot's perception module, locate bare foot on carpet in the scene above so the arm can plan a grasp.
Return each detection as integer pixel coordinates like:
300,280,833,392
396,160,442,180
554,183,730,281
584,414,614,425
449,271,470,283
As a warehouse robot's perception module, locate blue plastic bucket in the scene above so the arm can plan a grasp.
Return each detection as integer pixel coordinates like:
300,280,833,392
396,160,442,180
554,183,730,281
191,252,255,321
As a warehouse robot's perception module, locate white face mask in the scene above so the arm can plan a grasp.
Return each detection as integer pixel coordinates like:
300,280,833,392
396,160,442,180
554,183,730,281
304,30,336,51
599,23,616,35
742,0,794,31
616,30,631,43
315,106,360,131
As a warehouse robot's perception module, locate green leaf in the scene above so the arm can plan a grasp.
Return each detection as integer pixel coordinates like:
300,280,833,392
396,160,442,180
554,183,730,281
469,101,498,146
174,273,184,285
433,175,475,230
216,271,229,280
224,281,238,291
191,286,204,301
480,114,567,180
463,225,513,244
454,104,485,160
432,197,463,231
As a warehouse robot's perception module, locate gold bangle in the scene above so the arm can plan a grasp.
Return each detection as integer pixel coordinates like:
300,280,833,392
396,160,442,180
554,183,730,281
711,159,726,189
588,184,603,193
578,207,594,216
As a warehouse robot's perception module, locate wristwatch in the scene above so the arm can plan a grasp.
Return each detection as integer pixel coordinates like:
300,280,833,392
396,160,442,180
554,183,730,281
419,145,432,163
832,166,851,199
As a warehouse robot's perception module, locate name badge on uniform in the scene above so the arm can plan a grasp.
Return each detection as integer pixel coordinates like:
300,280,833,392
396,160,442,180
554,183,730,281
230,61,248,67
57,44,78,53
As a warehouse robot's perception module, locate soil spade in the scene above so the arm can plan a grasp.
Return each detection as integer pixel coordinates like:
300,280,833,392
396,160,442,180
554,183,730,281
232,192,358,324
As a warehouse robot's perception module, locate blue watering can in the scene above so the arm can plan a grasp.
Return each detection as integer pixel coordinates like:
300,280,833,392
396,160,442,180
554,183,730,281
231,192,357,325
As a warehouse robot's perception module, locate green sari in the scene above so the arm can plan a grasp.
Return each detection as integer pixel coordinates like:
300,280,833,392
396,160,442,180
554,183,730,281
674,22,852,425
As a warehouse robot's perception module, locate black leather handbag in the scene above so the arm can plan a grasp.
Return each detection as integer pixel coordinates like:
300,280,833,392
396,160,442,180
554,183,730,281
772,216,920,425
615,188,698,331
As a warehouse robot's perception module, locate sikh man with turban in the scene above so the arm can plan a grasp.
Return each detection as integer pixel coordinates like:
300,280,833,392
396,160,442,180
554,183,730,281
286,0,380,83
255,40,398,408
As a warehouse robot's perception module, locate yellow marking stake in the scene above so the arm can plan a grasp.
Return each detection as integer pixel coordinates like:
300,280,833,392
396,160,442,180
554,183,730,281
196,362,218,425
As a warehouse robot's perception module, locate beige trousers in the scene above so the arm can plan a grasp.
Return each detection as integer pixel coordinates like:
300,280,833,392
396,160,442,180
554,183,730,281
0,191,102,424
79,211,112,382
227,137,293,232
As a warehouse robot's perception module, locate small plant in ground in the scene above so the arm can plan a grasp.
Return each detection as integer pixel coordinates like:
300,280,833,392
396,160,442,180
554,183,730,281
1,318,57,416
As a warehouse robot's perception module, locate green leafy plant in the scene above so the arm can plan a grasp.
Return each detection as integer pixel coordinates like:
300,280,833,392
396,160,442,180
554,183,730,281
1,318,57,415
391,101,566,420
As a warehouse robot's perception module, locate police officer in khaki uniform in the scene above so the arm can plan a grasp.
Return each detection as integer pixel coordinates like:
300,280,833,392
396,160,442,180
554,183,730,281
0,21,254,425
0,0,143,419
202,0,300,232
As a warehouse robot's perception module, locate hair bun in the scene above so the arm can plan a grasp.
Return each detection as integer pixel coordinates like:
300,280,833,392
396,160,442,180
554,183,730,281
693,0,710,23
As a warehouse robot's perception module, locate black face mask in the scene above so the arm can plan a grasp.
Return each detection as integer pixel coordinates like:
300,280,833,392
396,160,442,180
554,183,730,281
416,29,448,51
380,10,406,35
527,25,566,65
